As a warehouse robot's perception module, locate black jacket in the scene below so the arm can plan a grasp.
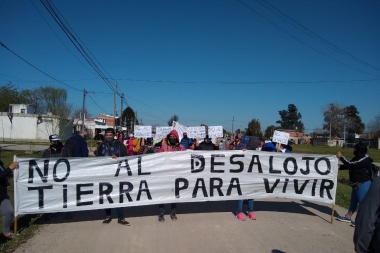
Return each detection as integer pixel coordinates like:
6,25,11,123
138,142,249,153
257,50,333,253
96,140,127,157
339,155,373,183
354,175,380,252
0,160,12,203
196,141,219,151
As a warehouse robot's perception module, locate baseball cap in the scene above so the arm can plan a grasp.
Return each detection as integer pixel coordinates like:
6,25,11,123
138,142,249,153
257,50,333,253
49,134,61,141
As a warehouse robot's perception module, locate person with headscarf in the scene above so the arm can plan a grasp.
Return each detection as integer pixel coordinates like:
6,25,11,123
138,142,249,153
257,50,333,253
157,130,185,221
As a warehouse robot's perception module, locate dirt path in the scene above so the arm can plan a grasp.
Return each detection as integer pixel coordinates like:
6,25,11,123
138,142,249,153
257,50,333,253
13,199,355,253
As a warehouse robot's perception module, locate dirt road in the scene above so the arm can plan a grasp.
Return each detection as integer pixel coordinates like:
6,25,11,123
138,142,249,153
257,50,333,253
13,199,355,253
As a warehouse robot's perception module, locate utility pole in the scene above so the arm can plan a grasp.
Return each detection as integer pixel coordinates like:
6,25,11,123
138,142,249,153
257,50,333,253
113,81,117,130
120,93,124,129
81,89,86,131
232,116,234,137
329,122,332,141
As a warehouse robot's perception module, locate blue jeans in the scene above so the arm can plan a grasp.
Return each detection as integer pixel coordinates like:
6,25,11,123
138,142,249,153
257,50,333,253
348,180,372,215
0,199,14,234
236,199,254,213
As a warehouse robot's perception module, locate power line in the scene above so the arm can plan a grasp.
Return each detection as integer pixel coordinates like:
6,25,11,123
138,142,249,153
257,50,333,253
87,93,110,114
255,0,380,73
116,77,380,85
0,41,82,92
237,0,380,78
39,0,125,100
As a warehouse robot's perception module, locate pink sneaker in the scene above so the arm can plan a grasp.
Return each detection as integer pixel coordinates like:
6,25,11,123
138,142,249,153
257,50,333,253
247,212,256,220
236,212,246,221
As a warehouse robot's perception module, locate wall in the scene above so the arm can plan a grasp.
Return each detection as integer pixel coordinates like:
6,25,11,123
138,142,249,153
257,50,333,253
0,112,73,142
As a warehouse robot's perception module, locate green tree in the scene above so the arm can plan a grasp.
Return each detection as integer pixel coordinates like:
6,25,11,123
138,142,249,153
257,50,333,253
167,114,179,126
264,125,276,139
323,104,364,141
343,105,365,143
276,104,304,132
38,86,68,115
344,105,365,134
0,82,28,112
245,119,262,137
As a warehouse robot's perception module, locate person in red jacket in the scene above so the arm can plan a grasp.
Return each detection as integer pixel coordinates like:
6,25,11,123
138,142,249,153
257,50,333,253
157,130,185,221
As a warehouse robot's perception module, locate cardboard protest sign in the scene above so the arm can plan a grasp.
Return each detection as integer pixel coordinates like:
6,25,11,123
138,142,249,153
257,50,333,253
155,127,173,139
208,126,223,138
134,125,152,138
272,130,290,145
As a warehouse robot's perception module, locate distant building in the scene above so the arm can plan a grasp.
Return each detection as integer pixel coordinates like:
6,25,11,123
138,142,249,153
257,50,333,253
0,104,73,142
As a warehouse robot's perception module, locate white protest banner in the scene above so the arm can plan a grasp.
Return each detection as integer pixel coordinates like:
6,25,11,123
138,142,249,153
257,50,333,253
272,130,290,145
187,126,206,139
155,126,173,139
134,125,152,138
208,126,223,138
14,151,338,215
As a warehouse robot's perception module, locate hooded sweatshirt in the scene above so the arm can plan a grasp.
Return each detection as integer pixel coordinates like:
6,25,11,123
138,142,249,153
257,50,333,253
159,130,185,152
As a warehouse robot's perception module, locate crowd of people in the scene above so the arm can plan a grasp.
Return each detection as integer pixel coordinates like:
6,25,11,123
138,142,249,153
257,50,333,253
0,130,378,251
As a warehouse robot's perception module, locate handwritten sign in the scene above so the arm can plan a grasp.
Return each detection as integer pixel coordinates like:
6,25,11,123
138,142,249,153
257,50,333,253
208,126,223,138
272,130,290,145
187,126,206,139
134,125,152,138
155,126,173,139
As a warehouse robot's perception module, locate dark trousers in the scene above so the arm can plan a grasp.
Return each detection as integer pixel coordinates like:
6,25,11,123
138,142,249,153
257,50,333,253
158,203,176,212
105,207,124,219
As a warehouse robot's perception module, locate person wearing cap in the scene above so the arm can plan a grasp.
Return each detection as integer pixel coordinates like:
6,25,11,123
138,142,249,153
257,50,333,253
180,132,193,149
42,134,64,158
195,135,219,150
95,128,130,226
0,148,18,239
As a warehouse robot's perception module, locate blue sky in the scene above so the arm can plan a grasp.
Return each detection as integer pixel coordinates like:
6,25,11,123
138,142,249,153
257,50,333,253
1,0,380,134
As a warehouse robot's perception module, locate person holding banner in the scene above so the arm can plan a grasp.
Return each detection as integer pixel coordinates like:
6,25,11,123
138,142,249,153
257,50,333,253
157,129,185,221
195,135,219,150
235,135,260,221
0,154,18,239
336,142,373,225
96,128,130,226
180,132,193,149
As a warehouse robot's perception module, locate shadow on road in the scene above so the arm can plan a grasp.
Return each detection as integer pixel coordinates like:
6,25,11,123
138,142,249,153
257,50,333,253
38,199,324,225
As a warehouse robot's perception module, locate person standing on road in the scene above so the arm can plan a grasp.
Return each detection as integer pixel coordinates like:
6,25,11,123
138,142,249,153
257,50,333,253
0,149,18,239
336,142,373,225
157,129,185,222
354,174,380,252
235,135,260,221
96,128,130,226
42,134,64,158
62,130,89,219
63,130,89,158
